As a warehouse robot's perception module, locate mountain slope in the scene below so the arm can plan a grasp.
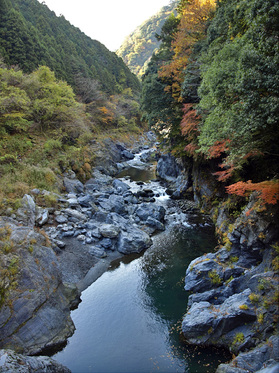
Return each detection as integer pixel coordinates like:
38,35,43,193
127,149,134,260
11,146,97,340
117,0,178,78
0,0,140,94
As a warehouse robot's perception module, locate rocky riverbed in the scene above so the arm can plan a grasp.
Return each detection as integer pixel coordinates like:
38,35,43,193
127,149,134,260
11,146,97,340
0,132,278,372
0,132,168,370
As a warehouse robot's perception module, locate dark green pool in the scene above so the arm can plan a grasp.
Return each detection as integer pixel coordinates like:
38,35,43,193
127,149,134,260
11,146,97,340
53,222,231,372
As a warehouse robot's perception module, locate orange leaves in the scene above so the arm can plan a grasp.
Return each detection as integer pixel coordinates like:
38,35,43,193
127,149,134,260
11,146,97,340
98,106,114,125
208,139,231,158
213,163,235,182
180,103,200,136
226,180,279,205
180,103,200,155
158,0,216,101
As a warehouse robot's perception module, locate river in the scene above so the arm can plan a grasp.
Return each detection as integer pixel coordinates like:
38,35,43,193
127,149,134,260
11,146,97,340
53,150,231,372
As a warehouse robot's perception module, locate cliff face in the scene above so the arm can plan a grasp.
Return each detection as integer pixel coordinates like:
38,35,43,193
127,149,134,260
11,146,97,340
157,152,279,371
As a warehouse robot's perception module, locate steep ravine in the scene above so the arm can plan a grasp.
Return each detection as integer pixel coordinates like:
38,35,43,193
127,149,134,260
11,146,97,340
156,153,279,373
0,134,278,372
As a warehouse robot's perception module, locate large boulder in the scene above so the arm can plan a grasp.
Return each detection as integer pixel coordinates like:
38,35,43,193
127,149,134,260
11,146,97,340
112,179,131,194
216,336,279,373
156,153,182,182
0,221,78,355
99,224,120,238
156,154,191,198
16,195,36,226
117,226,152,254
135,203,166,223
63,177,84,194
182,289,257,350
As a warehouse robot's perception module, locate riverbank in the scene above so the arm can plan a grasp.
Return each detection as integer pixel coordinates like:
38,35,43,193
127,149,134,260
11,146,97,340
0,132,278,372
0,131,164,370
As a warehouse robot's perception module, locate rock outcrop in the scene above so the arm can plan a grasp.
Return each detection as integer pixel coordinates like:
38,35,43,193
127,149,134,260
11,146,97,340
0,349,71,372
156,151,279,372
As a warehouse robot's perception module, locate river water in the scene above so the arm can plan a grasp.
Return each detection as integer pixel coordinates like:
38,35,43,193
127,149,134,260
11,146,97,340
53,150,231,372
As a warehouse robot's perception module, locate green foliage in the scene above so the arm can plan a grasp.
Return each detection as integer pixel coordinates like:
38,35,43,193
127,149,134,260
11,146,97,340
117,1,179,77
0,0,140,95
232,332,244,346
208,270,222,285
141,0,279,207
198,0,279,175
140,11,183,146
0,65,85,134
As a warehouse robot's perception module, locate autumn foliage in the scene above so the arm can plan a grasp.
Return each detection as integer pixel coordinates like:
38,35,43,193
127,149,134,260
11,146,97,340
226,180,279,205
180,103,200,155
158,0,216,101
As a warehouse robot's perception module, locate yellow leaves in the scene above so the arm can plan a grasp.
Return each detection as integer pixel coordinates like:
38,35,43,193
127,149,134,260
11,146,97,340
158,0,216,101
98,106,115,125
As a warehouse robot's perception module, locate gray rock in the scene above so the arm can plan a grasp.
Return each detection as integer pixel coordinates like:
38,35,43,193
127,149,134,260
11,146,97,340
216,336,279,373
100,238,114,250
108,194,126,215
16,195,36,226
146,216,165,231
67,198,79,208
63,208,87,221
63,177,84,194
55,214,68,224
121,149,134,159
187,285,234,307
99,224,120,238
35,207,49,226
182,289,256,348
88,246,107,258
156,154,182,181
78,195,95,208
184,254,224,293
112,179,130,194
135,203,165,222
117,226,152,254
0,349,71,372
0,223,76,355
123,191,138,204
52,239,66,248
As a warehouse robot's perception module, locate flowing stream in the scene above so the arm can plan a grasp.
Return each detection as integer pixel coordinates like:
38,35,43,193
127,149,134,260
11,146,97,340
53,149,231,372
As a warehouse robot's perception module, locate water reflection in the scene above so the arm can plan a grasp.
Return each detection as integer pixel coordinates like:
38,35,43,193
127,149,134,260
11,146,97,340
54,222,230,373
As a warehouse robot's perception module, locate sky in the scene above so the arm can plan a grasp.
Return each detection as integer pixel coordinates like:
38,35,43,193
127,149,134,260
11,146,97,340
38,0,172,51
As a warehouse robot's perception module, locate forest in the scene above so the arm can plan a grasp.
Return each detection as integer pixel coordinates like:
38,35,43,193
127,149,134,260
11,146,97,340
141,0,279,208
0,0,140,95
117,0,179,78
0,0,145,207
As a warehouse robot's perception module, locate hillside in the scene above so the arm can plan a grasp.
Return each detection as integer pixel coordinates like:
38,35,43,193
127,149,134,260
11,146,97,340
117,0,178,78
0,0,140,95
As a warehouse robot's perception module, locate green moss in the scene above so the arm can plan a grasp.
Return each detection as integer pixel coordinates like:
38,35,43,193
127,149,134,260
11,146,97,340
208,270,222,286
232,332,244,346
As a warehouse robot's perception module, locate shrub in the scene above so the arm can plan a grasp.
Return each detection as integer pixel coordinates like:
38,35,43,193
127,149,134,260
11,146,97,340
44,139,62,153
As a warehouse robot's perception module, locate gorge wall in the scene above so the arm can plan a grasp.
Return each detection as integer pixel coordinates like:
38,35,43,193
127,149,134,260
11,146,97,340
157,152,279,373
